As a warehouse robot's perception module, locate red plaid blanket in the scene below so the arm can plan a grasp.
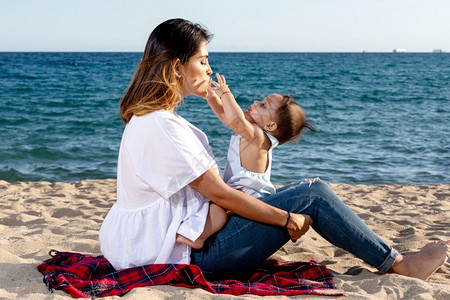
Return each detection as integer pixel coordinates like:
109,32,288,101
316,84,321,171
37,250,343,298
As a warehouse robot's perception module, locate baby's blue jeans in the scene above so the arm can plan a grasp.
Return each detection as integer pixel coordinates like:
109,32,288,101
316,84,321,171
191,179,398,280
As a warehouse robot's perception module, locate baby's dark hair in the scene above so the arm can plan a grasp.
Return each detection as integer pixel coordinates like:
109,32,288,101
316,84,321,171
273,95,316,144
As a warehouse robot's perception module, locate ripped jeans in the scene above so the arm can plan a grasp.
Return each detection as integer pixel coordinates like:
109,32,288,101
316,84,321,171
190,179,398,280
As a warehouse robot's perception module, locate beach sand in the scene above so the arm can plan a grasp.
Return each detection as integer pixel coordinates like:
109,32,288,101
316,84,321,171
0,180,449,299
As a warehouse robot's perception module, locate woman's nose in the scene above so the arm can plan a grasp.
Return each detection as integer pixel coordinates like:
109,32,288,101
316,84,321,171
206,63,213,75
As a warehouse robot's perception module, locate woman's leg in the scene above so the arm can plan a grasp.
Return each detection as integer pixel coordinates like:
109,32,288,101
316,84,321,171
277,180,398,271
191,179,398,280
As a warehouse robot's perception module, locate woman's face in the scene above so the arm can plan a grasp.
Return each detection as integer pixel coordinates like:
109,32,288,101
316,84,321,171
180,42,213,98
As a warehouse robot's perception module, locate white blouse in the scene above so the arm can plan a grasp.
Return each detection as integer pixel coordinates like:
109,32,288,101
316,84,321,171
99,110,218,270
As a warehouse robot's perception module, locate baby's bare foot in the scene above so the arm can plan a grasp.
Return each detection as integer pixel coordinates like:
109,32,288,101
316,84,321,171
176,234,205,249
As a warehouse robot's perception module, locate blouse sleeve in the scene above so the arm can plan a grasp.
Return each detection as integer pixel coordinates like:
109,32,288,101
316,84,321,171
125,112,216,200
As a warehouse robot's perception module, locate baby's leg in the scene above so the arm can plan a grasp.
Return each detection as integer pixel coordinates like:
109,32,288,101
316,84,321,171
176,203,228,249
197,204,228,247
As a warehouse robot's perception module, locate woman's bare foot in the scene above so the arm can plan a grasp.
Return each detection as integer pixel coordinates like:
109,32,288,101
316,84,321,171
391,240,450,280
401,241,437,256
176,234,205,249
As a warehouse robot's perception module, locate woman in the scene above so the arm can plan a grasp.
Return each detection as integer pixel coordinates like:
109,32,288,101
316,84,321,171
99,18,449,281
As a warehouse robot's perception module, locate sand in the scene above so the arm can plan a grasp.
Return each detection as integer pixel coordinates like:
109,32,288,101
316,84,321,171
0,179,448,299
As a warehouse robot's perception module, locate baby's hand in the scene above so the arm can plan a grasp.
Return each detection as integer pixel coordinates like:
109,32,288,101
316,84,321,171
211,73,231,98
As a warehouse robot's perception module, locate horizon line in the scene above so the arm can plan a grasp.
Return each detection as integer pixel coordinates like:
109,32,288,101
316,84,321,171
0,50,447,54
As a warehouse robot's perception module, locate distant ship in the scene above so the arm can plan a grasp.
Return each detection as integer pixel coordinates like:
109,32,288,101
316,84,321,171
432,49,445,53
393,49,406,53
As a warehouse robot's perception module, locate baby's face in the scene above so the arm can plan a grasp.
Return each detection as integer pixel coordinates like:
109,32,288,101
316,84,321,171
244,94,283,129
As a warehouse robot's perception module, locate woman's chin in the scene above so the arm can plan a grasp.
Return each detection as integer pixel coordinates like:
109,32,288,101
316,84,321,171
193,90,208,98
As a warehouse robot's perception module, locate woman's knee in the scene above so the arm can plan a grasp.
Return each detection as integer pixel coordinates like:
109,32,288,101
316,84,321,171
271,178,339,212
298,178,330,193
298,178,341,206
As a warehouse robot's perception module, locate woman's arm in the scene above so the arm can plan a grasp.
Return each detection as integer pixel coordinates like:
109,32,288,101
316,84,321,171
189,168,312,242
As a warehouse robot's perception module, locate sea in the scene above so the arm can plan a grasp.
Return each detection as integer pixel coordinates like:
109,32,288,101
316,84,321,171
0,52,449,186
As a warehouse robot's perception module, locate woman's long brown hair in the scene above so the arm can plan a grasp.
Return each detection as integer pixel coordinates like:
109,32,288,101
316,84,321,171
120,19,212,123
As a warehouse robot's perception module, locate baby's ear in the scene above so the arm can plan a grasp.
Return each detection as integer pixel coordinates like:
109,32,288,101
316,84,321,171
264,122,278,132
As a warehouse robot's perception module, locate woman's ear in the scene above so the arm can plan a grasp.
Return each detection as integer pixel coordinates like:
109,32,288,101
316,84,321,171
172,59,182,78
264,122,278,133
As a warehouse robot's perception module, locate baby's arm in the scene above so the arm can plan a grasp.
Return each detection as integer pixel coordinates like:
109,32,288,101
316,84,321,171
205,86,227,124
211,73,258,142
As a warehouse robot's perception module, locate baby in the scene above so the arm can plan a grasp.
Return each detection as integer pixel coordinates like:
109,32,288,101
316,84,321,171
176,73,315,249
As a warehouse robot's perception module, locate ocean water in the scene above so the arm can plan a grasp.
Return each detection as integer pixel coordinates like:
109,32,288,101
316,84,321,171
0,52,449,185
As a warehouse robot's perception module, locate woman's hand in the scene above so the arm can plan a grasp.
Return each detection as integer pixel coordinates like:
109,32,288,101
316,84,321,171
286,213,313,242
205,86,218,102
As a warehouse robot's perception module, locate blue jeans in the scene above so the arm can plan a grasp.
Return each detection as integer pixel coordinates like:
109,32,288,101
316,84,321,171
190,179,398,280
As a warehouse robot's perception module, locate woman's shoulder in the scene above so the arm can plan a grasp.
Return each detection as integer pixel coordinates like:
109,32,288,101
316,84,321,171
129,110,173,124
128,110,188,131
127,110,203,146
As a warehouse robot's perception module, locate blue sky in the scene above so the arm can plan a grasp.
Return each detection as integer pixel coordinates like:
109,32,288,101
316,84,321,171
1,0,449,52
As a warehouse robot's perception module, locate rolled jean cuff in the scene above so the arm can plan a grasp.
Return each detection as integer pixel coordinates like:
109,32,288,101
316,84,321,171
377,247,399,273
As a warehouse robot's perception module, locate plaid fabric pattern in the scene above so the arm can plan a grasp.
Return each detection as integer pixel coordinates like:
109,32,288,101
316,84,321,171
37,250,343,298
